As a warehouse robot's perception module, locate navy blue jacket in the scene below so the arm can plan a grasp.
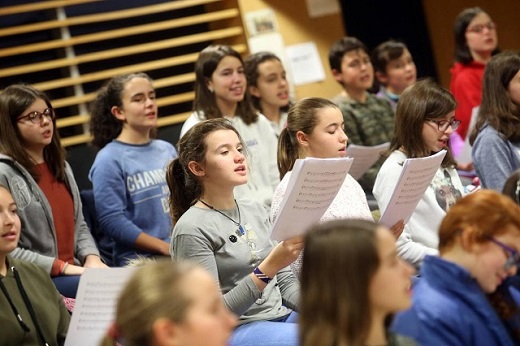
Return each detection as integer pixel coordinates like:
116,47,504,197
392,256,515,346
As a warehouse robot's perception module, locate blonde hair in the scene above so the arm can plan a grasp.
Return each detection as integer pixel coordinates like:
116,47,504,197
100,260,198,346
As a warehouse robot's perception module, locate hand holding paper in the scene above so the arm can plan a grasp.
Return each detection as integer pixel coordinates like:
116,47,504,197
378,150,447,228
65,268,137,346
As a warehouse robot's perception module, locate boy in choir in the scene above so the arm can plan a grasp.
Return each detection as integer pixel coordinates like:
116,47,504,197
328,36,395,195
371,40,417,112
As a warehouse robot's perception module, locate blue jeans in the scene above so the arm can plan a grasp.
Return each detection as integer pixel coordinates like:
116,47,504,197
52,275,81,298
229,312,298,346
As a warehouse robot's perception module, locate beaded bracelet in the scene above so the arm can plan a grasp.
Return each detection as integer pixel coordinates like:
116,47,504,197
253,267,272,284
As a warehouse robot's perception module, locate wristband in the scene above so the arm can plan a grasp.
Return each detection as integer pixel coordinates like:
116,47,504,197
253,267,272,284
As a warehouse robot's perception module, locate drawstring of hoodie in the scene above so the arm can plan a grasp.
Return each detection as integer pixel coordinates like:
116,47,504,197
0,265,49,346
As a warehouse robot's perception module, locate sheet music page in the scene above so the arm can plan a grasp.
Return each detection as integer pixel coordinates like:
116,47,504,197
345,142,390,180
271,157,353,241
65,267,137,346
379,150,447,228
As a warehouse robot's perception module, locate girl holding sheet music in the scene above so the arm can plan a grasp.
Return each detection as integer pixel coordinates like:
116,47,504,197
373,78,465,267
167,118,303,346
271,97,403,277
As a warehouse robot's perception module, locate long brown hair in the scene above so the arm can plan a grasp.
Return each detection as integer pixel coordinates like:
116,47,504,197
469,51,520,145
300,219,381,346
89,72,154,149
277,97,340,179
192,45,257,124
0,84,66,181
166,118,245,222
389,78,457,167
243,51,292,114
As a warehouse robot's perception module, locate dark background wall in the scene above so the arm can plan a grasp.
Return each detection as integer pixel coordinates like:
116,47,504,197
338,0,438,82
339,0,520,88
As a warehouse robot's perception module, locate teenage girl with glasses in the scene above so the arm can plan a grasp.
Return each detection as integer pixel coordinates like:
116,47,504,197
374,79,465,268
0,84,106,298
450,7,499,158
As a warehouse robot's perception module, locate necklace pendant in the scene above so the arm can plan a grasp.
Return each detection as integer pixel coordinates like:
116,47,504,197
238,225,246,236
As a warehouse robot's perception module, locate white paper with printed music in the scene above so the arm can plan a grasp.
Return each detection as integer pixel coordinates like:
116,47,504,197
65,267,137,346
345,142,390,180
378,150,447,228
270,157,353,241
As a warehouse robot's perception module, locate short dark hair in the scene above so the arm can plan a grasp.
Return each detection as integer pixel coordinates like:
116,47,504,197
371,40,408,74
328,36,368,72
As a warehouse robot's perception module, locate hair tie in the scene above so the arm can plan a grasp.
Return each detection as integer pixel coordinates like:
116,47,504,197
107,321,121,340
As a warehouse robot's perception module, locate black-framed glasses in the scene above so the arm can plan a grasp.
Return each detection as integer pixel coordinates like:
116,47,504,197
17,108,55,124
426,118,461,132
466,22,496,34
489,237,520,270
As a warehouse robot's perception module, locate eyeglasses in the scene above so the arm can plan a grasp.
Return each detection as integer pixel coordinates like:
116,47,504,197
425,118,461,132
466,22,496,34
17,108,55,124
489,237,520,270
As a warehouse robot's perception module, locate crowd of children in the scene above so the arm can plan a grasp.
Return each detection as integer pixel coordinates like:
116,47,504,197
1,5,520,346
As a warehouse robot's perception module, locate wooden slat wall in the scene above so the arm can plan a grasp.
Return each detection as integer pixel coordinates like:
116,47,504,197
0,0,247,147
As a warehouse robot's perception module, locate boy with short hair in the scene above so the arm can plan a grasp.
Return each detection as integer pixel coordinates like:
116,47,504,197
372,40,417,111
329,36,394,194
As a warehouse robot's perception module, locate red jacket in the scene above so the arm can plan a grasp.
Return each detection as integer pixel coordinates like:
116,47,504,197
449,61,485,139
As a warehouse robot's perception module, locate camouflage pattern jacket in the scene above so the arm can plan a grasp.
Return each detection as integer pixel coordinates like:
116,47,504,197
333,92,395,193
